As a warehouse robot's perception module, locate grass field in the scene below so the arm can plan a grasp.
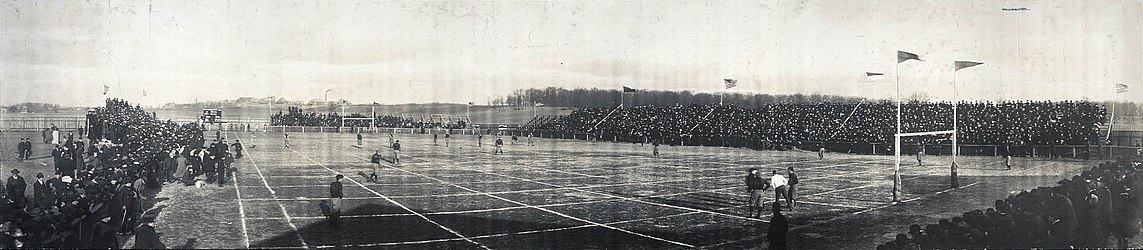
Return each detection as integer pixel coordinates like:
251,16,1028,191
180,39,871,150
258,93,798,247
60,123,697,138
69,129,1086,249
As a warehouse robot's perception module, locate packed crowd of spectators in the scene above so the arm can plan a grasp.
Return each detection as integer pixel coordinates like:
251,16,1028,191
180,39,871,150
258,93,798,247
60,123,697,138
879,155,1143,249
535,101,1106,148
0,98,202,248
270,106,468,129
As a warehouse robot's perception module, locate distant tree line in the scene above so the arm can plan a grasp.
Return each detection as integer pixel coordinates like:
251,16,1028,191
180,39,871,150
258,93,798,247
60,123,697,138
4,102,61,113
493,87,864,108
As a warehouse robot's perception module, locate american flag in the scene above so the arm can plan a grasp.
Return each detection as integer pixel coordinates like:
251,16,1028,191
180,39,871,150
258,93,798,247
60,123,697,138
1115,83,1128,93
724,79,737,89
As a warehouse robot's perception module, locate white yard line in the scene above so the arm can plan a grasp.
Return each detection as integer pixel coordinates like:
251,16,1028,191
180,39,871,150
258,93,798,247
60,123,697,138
276,135,490,250
241,132,310,248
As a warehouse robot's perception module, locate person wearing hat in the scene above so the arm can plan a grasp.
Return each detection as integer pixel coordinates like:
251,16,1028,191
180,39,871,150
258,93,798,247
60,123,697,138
744,168,769,218
90,208,118,249
6,169,26,203
329,174,344,227
33,173,50,209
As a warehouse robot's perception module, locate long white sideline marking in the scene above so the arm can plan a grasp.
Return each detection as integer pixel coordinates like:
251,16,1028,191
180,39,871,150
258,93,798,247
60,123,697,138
228,132,252,248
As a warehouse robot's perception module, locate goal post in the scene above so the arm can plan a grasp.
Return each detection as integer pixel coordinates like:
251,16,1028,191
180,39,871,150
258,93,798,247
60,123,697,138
341,117,375,133
894,129,957,202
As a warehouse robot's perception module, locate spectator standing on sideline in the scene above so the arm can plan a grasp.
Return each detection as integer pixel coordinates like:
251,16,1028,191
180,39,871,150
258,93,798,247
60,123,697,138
328,174,344,227
744,168,769,218
770,170,790,210
7,169,26,203
787,166,799,209
33,173,49,208
768,201,789,250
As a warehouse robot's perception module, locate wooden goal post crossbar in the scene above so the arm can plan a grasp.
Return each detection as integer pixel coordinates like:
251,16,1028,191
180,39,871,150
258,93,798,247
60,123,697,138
895,130,955,137
341,117,376,131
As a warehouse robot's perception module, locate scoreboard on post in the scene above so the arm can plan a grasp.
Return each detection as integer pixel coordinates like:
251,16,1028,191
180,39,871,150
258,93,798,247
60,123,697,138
202,109,223,123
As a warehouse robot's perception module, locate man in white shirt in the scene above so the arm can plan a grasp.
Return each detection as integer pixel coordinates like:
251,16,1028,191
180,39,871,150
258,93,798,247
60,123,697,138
770,170,790,210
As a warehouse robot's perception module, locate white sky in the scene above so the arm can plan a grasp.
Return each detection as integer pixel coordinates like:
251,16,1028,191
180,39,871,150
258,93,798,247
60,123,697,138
2,0,1140,106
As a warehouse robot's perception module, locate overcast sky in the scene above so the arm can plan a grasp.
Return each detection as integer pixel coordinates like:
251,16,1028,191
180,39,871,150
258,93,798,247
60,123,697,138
2,0,1140,106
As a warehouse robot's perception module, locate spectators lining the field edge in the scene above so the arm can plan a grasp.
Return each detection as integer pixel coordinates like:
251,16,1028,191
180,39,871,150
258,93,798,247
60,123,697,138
270,106,468,129
533,101,1106,150
0,98,200,248
879,155,1143,249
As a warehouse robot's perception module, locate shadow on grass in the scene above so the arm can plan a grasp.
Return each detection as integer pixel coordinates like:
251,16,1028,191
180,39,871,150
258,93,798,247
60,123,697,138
250,202,765,249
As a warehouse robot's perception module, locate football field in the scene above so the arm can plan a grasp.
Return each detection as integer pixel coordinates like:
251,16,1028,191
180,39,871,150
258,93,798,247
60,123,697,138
221,131,1091,249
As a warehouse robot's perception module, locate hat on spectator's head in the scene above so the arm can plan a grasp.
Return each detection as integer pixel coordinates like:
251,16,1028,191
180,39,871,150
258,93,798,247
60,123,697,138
748,168,758,173
61,176,73,183
10,169,19,174
335,174,344,180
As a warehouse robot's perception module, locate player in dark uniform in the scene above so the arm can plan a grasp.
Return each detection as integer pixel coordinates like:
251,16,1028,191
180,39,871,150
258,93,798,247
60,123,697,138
478,133,483,147
433,133,438,145
284,133,290,148
392,140,401,165
494,137,504,155
786,166,799,209
745,168,768,218
232,139,244,159
357,133,363,146
369,151,382,182
653,140,660,157
328,174,344,228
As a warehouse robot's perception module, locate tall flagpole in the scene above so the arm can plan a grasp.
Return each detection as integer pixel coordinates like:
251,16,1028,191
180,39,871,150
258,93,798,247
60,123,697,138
951,68,960,188
893,61,902,203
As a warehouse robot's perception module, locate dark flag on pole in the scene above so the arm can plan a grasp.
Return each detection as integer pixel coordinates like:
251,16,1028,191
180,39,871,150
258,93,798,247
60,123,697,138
623,86,637,93
866,72,885,77
724,79,737,89
897,51,922,63
955,61,984,71
103,85,110,95
1116,83,1129,93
